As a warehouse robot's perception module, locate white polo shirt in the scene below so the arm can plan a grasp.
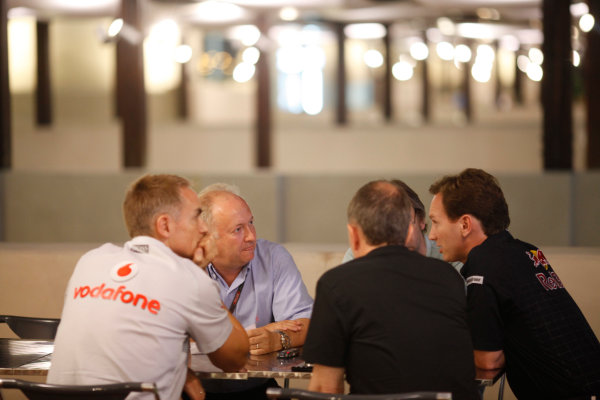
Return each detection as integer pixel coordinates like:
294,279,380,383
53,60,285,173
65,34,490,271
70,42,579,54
48,236,232,400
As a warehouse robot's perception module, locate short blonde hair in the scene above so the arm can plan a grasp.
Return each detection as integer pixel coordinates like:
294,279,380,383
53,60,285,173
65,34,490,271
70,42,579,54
123,174,191,238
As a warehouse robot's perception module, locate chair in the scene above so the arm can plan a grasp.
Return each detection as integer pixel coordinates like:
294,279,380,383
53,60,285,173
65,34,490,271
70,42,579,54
0,315,60,340
497,373,506,400
266,388,451,400
0,378,160,400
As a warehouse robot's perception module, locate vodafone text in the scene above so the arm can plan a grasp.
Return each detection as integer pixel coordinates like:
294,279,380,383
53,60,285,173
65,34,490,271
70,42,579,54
74,283,160,315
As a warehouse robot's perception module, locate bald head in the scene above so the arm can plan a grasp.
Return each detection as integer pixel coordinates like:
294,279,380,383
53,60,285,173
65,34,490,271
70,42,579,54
198,189,257,271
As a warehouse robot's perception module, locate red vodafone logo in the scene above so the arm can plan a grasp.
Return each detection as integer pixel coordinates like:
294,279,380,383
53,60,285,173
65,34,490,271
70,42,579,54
110,262,139,282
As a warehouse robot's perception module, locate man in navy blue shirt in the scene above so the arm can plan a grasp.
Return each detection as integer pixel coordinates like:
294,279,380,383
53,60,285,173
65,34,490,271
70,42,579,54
428,168,600,399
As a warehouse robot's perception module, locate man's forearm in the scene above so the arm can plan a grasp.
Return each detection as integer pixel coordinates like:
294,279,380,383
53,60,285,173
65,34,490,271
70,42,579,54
474,349,505,370
265,318,310,348
308,364,344,394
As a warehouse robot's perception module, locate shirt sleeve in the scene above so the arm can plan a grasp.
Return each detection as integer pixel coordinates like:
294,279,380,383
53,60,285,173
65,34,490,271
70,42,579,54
465,278,504,351
342,248,354,263
302,276,347,367
270,244,314,321
184,267,233,354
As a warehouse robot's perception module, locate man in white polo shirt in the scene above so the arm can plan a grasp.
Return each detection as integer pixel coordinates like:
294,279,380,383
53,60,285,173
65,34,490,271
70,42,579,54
48,174,249,400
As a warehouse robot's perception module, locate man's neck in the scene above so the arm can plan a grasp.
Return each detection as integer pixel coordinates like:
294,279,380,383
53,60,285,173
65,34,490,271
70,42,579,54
212,264,244,287
462,232,488,264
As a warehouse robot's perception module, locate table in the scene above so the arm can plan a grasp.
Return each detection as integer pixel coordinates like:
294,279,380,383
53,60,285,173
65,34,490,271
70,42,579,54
0,338,53,376
191,348,503,388
1,339,502,388
191,348,311,388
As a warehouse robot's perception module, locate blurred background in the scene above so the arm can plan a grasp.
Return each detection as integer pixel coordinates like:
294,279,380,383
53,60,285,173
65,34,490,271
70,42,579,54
0,0,599,246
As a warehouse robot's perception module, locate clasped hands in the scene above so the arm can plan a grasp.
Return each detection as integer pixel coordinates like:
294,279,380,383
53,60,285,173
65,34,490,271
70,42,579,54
247,320,301,355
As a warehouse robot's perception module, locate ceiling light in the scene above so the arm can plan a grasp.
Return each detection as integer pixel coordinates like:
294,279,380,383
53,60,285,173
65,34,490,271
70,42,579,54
579,14,595,33
345,23,386,40
436,42,454,61
392,61,413,81
570,2,589,17
410,42,429,61
280,7,299,21
364,49,384,68
454,44,472,63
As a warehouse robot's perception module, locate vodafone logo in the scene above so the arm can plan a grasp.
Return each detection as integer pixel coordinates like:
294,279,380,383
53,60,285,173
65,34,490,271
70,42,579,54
110,262,139,282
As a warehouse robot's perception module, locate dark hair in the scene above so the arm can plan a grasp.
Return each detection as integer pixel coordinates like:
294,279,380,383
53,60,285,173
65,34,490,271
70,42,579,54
429,168,510,235
347,180,413,246
123,174,190,238
390,179,426,231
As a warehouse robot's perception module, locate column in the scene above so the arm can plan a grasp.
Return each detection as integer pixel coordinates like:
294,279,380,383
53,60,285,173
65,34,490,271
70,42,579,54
36,20,52,126
256,14,271,168
0,0,10,169
117,0,147,168
335,23,347,125
542,0,573,170
586,0,600,168
383,24,392,122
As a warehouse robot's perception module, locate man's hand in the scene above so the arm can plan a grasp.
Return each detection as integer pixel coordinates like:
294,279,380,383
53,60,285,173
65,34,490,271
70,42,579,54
247,327,279,355
308,364,345,394
184,368,205,400
264,320,303,333
193,232,218,269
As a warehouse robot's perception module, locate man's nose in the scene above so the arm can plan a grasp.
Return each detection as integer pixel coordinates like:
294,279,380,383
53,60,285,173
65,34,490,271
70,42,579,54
428,229,435,241
244,225,256,241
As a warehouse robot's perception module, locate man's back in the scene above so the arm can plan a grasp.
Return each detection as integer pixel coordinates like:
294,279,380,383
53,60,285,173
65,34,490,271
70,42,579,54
304,245,478,399
48,236,232,400
462,231,600,398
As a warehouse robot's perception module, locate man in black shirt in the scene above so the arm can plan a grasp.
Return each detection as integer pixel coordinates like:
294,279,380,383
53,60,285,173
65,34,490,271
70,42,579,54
303,180,479,400
428,168,600,399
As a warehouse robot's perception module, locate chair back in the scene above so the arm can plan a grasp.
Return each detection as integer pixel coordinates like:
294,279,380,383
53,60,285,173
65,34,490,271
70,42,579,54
266,388,452,400
0,316,60,340
0,378,160,400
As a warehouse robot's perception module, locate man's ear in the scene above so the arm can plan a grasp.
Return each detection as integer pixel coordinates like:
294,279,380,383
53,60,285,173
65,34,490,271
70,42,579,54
458,214,474,237
347,223,361,254
154,214,171,240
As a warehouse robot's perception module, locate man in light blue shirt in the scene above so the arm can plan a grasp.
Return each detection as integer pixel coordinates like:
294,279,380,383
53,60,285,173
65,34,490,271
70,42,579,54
198,184,313,399
343,180,462,273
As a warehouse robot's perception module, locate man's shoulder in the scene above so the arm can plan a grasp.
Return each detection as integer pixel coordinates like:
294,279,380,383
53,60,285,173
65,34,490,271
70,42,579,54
253,239,294,263
255,238,288,253
464,231,539,278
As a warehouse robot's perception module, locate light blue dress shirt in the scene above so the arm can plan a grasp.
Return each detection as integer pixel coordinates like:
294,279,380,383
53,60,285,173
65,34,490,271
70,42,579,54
207,239,313,329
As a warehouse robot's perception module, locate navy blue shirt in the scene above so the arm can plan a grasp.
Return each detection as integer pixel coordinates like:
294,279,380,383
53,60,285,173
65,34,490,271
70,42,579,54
462,231,600,399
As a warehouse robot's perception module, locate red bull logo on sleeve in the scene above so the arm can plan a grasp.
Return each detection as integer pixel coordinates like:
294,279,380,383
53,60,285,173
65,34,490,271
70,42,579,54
535,271,564,291
527,249,550,270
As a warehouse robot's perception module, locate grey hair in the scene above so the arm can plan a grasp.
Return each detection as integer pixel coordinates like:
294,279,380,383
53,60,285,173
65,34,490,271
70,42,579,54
197,182,243,227
198,182,241,197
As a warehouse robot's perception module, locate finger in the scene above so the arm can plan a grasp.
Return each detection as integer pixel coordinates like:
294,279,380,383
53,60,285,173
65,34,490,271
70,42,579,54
246,329,261,338
275,321,302,331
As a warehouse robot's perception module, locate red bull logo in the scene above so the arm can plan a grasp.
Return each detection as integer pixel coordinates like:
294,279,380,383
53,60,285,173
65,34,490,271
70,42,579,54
535,271,564,291
527,249,549,270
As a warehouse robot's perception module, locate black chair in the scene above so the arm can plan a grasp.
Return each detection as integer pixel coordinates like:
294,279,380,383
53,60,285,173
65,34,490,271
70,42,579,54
266,388,451,400
497,373,506,400
0,315,60,340
0,378,160,400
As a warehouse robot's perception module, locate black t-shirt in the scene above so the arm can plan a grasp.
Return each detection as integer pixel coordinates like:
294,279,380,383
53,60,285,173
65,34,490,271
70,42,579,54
462,231,600,399
303,245,479,400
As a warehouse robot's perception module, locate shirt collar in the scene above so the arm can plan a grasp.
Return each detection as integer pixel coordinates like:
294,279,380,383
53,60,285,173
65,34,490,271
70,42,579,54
207,263,252,292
